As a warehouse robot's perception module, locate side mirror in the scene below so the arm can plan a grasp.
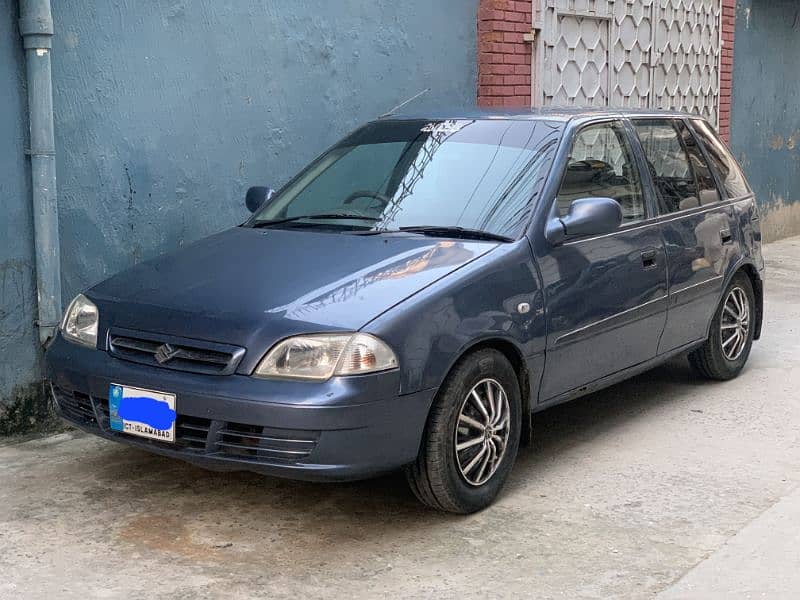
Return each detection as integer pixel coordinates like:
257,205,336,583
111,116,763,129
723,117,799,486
245,186,276,213
545,197,622,245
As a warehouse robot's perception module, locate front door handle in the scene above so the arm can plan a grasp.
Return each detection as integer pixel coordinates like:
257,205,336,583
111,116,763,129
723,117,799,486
641,249,657,269
720,228,733,244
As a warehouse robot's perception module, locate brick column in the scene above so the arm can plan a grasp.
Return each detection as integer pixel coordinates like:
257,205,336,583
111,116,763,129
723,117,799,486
477,0,533,107
719,0,736,141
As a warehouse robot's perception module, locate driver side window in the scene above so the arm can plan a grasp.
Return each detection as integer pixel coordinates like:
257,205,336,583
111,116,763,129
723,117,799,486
557,122,645,224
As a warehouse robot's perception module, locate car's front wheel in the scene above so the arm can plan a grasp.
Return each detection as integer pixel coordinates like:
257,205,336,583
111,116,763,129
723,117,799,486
689,272,756,380
405,349,521,514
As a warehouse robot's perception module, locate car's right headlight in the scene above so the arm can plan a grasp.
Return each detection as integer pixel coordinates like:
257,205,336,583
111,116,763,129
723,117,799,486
253,333,398,381
60,294,99,348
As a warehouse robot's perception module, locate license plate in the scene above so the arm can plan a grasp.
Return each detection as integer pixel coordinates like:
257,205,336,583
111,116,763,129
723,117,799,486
109,384,176,443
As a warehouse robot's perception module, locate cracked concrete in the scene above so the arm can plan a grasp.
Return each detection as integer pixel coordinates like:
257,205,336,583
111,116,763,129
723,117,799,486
1,236,799,599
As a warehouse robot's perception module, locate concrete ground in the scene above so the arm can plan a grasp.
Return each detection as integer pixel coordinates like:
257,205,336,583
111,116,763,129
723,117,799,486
1,236,799,600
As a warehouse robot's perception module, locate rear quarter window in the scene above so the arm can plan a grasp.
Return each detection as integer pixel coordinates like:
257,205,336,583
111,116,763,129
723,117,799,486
691,119,751,199
633,118,719,213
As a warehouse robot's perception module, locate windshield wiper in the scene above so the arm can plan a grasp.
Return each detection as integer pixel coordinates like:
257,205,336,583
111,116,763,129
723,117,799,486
251,213,380,228
398,225,513,243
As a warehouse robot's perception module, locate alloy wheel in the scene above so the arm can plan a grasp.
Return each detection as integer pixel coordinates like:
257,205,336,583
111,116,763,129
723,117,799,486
454,378,511,486
720,286,750,361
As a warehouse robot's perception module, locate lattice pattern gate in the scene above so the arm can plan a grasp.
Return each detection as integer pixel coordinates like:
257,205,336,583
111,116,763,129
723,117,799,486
533,0,721,124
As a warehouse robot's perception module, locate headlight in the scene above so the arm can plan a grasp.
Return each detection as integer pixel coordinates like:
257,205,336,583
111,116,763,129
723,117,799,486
254,333,398,381
60,294,99,348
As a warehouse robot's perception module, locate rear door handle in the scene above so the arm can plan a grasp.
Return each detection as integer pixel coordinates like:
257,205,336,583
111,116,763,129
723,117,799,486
720,228,733,244
641,249,657,269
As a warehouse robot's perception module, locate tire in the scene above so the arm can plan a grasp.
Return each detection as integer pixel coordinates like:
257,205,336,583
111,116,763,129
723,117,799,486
405,349,522,514
689,272,756,380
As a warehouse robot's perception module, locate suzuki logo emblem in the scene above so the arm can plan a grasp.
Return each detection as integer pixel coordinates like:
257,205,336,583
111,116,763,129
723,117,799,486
154,343,180,364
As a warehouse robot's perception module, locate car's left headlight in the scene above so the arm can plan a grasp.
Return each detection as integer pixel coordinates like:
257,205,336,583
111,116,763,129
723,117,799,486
60,293,99,348
254,333,398,381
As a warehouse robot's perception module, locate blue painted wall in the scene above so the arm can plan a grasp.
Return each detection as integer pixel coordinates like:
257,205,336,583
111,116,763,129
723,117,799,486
730,0,800,241
0,0,43,422
51,0,478,300
0,0,478,427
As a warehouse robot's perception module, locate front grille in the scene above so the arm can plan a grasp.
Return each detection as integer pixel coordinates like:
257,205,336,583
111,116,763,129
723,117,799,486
108,331,245,376
94,398,211,452
214,422,318,462
53,387,318,465
176,416,212,451
52,386,97,426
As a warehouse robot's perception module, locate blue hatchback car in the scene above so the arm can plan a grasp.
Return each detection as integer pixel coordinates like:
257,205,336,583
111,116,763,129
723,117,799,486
47,108,764,513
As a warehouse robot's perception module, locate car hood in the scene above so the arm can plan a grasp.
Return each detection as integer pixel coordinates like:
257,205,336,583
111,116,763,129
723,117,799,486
88,226,496,371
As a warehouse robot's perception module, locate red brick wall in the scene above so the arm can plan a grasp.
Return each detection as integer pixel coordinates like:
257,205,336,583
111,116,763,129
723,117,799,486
719,0,736,142
477,0,532,107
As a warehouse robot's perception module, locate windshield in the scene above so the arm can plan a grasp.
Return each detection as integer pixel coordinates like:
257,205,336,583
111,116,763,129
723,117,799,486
250,118,563,239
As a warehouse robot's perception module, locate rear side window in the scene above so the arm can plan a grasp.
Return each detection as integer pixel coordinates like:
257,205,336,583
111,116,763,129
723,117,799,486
691,119,751,198
633,118,719,214
557,121,646,224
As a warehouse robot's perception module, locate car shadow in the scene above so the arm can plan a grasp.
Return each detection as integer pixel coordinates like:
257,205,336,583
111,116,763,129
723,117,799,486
524,358,701,448
81,354,719,566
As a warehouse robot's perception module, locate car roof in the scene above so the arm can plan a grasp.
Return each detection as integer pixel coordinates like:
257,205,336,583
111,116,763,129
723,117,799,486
382,106,699,123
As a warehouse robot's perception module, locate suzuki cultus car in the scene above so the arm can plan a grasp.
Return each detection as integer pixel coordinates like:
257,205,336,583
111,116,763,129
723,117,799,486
47,109,764,513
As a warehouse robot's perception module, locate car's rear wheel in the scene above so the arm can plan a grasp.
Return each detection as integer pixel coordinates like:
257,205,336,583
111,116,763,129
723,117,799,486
689,272,755,380
405,349,521,514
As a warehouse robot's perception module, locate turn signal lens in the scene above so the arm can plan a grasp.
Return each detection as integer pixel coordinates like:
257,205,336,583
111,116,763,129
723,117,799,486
335,334,398,376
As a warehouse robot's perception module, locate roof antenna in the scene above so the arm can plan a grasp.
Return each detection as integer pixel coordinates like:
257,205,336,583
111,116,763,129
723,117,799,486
379,88,430,118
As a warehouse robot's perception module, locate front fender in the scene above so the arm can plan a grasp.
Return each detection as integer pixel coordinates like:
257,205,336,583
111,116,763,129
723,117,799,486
362,240,546,395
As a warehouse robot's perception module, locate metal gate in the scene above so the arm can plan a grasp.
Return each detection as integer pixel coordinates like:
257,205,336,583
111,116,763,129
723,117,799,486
533,0,721,124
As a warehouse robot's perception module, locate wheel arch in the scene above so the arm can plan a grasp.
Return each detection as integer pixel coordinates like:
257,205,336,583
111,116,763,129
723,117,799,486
739,263,764,340
723,261,764,341
441,337,534,447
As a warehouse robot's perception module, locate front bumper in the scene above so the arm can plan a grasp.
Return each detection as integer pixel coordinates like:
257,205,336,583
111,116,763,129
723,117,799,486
45,334,436,481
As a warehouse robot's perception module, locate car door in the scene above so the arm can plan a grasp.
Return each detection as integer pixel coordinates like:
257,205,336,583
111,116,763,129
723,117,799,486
536,119,668,401
631,117,735,353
